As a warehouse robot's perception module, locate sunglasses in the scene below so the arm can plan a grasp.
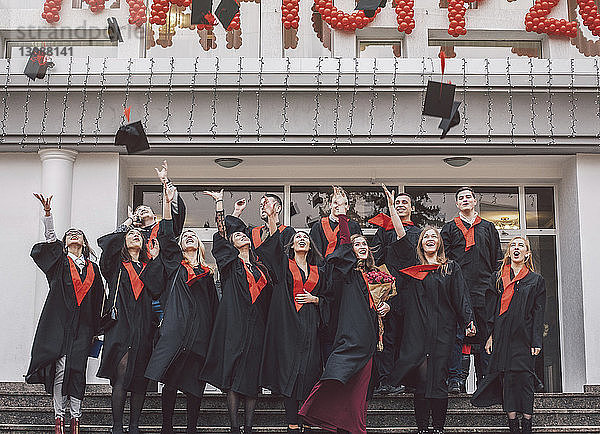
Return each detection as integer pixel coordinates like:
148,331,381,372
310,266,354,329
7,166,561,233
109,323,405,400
65,229,83,237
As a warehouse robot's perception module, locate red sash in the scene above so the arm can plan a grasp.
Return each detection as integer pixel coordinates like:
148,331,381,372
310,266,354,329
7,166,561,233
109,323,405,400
251,224,287,249
123,261,147,300
146,224,160,253
360,272,376,309
68,257,95,306
400,264,440,280
288,259,319,312
499,263,530,315
368,213,415,231
321,217,339,257
182,261,211,286
454,215,482,251
242,261,268,304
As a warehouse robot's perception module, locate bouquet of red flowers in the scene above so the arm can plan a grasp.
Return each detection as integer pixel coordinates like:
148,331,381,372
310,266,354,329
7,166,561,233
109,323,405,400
363,265,396,351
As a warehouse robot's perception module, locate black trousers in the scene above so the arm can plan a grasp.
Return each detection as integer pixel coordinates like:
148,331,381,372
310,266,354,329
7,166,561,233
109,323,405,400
375,309,403,386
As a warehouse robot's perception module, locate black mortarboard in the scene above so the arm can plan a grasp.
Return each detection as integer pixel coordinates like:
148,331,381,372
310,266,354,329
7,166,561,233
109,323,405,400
215,0,239,29
107,17,123,43
355,0,386,17
422,80,456,119
23,49,54,81
192,0,214,25
438,101,461,139
290,201,300,217
311,194,324,208
115,121,149,154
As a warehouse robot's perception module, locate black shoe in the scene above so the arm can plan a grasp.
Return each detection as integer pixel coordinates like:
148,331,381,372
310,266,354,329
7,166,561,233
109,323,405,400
508,418,520,433
374,384,392,395
521,418,532,434
388,384,406,395
448,380,460,394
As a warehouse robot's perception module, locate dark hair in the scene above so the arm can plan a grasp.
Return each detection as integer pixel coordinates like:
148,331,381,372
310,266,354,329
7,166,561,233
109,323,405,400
351,234,378,272
264,193,283,208
62,228,96,261
396,192,413,203
120,228,150,263
228,231,272,284
285,230,324,266
455,187,475,200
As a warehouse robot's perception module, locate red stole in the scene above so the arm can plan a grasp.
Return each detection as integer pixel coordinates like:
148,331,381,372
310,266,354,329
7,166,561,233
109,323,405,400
123,261,147,300
242,261,268,304
499,263,530,315
360,272,376,309
368,213,415,231
251,224,287,249
288,259,319,312
182,261,211,286
321,217,339,257
400,264,440,280
67,257,95,306
454,215,482,251
146,224,160,253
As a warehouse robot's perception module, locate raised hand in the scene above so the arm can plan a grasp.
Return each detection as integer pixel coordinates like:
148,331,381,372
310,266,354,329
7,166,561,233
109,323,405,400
155,160,168,185
33,193,53,216
382,183,395,211
203,190,224,202
165,184,177,204
233,198,247,218
331,185,349,216
148,238,160,259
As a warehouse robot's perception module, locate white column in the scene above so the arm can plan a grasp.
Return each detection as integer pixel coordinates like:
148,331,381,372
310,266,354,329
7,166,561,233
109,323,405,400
34,148,77,317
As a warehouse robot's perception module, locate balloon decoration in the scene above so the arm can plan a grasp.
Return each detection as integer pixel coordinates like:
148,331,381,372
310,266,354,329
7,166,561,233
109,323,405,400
576,0,600,36
312,0,380,31
227,12,241,30
150,0,171,25
171,0,192,5
41,0,63,23
393,0,415,34
282,0,300,29
525,0,577,37
83,0,108,13
127,0,148,27
447,0,467,37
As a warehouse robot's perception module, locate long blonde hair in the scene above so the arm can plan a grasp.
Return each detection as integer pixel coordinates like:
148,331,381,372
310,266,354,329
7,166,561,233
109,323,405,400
496,236,535,290
416,226,450,274
179,229,212,273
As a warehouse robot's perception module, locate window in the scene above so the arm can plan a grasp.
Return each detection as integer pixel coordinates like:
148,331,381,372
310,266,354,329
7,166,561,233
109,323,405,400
525,187,556,229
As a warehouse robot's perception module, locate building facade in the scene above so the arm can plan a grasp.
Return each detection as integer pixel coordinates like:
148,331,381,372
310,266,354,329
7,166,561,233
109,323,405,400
0,0,599,395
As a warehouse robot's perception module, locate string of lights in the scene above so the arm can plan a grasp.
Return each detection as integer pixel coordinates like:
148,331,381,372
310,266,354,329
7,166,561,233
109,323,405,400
528,57,537,142
461,58,468,143
210,57,219,139
122,57,133,126
163,56,175,140
38,72,51,147
595,58,600,140
368,58,377,138
569,58,577,138
58,56,74,148
78,56,91,145
347,57,358,145
19,77,32,148
312,57,323,144
255,57,264,140
187,56,199,141
143,57,154,130
94,57,108,146
417,57,426,137
235,56,244,144
506,57,515,145
547,59,555,145
484,58,493,142
0,58,10,143
281,57,290,142
332,57,341,152
389,57,398,145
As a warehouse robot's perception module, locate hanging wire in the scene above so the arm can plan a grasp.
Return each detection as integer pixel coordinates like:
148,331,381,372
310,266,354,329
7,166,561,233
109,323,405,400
38,71,51,148
547,59,555,145
94,57,108,147
78,56,91,145
368,58,377,138
58,56,74,148
461,58,468,143
255,57,264,140
312,57,323,144
235,56,244,144
143,57,154,130
122,57,133,126
281,57,290,142
528,57,537,142
506,57,515,145
210,57,219,139
347,57,358,145
332,57,341,152
19,78,32,148
389,57,398,145
163,56,175,140
0,58,11,143
569,58,577,138
187,56,199,141
417,57,427,137
484,58,493,142
595,58,600,141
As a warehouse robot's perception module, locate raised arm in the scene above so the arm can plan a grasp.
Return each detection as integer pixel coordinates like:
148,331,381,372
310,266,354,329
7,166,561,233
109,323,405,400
33,193,56,242
204,189,226,238
382,184,406,240
31,193,64,274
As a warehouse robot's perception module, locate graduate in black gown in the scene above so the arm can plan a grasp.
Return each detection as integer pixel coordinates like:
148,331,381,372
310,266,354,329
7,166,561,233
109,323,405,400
142,217,219,432
201,190,273,434
96,184,174,434
387,226,475,434
257,200,332,433
441,187,502,393
225,193,296,253
369,187,421,395
471,237,546,434
26,194,104,434
300,187,391,434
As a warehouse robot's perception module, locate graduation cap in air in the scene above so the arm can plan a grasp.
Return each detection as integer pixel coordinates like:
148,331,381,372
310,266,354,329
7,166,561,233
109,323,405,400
191,0,214,25
355,0,386,17
214,0,239,29
368,213,394,231
115,121,149,155
438,101,461,139
23,48,54,81
422,80,456,120
107,17,123,43
290,201,300,218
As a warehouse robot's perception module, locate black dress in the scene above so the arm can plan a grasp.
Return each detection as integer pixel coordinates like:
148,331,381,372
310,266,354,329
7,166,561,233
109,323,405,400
26,241,104,400
96,230,155,393
200,232,273,397
471,269,546,414
142,224,219,398
388,240,474,398
257,231,332,401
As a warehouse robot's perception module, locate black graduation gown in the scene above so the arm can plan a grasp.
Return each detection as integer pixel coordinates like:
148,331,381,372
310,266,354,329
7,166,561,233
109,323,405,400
96,230,155,393
309,216,363,260
139,193,187,247
142,224,219,398
257,231,332,401
225,215,296,253
323,244,379,390
200,232,273,397
387,241,474,398
471,271,546,408
26,241,104,399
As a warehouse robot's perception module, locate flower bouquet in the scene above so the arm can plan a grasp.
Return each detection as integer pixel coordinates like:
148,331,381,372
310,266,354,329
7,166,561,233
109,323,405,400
363,264,396,351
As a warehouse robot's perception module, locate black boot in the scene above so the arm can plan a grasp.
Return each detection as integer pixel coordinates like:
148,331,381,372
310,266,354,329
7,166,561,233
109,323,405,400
521,418,532,434
508,418,520,433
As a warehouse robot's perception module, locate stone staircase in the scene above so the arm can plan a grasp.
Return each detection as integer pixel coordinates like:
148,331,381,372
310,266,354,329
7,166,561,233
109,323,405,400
1,383,600,433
